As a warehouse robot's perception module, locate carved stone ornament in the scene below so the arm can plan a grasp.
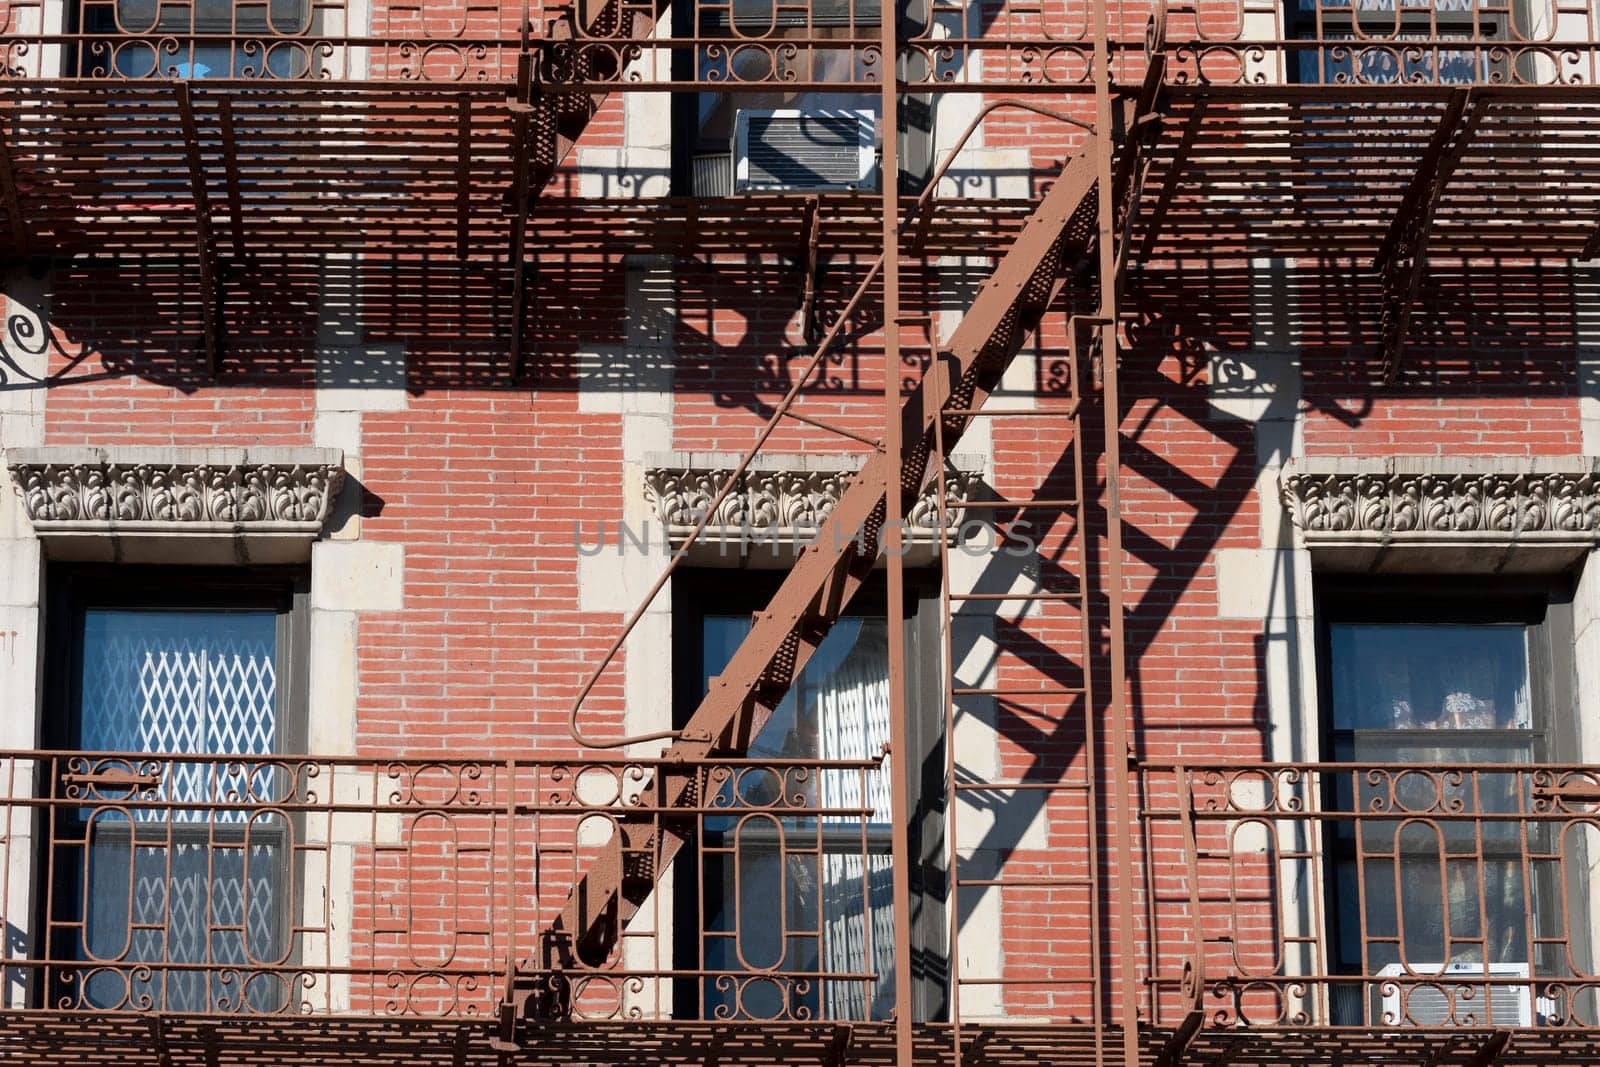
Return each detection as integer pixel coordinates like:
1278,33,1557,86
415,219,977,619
6,447,346,535
1280,457,1600,546
643,454,986,542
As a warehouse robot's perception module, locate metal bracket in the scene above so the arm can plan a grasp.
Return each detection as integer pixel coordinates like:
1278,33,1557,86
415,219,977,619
1465,1029,1513,1067
62,768,162,790
173,81,224,378
823,1024,854,1067
1153,957,1207,1067
215,98,247,260
148,1015,174,1067
1375,89,1485,385
1533,779,1600,804
1582,225,1600,262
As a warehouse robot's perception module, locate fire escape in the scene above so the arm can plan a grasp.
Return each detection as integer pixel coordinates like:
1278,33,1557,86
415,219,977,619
4,0,1600,1061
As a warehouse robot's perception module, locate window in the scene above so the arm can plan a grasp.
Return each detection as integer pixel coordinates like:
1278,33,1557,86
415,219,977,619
669,0,933,195
42,567,307,1013
1318,577,1584,1025
73,0,313,78
671,571,946,1022
1287,0,1504,83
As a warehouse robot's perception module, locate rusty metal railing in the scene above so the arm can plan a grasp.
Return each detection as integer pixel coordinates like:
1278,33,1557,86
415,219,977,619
0,750,891,1020
2,0,1595,87
1143,762,1600,1034
13,751,1600,1034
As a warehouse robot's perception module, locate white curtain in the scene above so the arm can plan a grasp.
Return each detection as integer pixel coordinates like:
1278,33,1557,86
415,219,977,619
808,622,897,1020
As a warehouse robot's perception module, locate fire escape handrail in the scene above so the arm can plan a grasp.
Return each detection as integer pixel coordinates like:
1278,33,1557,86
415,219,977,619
563,99,1096,751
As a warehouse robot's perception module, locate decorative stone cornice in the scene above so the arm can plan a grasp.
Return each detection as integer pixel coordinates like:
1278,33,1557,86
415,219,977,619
643,453,985,541
6,447,345,535
1280,457,1600,546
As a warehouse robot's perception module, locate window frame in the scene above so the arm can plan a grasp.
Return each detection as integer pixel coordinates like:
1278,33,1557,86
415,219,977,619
1314,576,1575,766
1313,574,1583,1020
669,567,948,1022
67,0,317,80
1285,0,1511,84
667,0,935,196
37,563,310,1012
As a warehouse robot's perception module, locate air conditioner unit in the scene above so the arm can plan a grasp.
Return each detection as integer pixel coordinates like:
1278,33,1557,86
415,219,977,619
733,108,876,193
1376,962,1550,1027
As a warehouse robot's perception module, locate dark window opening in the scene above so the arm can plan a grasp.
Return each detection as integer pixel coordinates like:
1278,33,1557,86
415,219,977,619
1286,0,1507,83
71,0,313,79
41,566,308,1014
1317,576,1586,1026
671,570,947,1022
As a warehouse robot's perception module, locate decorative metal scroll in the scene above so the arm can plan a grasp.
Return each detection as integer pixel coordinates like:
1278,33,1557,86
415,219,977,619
2,0,1592,86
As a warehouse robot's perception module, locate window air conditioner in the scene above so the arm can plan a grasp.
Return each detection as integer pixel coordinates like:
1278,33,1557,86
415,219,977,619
733,108,876,193
1377,962,1549,1027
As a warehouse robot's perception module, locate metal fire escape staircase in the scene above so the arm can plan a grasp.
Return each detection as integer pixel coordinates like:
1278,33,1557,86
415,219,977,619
505,0,663,376
494,129,1127,1036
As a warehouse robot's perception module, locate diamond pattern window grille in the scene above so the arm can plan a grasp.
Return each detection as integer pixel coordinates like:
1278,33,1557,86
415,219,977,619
72,608,288,1013
80,610,278,819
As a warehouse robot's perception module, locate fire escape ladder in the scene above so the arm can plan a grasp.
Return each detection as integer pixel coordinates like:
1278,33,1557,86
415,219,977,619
497,139,1107,1033
505,0,663,373
516,0,676,193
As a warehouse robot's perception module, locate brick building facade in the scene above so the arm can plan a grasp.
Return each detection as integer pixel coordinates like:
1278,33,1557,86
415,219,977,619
1,1,1600,1063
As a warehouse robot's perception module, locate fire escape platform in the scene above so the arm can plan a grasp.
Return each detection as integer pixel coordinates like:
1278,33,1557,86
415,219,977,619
1134,84,1600,263
1,83,1598,267
1,1014,1595,1066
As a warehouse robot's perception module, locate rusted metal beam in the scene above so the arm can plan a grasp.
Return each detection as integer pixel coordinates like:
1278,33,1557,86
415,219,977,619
173,80,223,377
507,50,534,379
457,96,474,261
1373,89,1472,275
1137,98,1205,264
507,110,531,379
215,98,247,260
1156,774,1208,1067
797,194,822,343
878,11,915,1061
1465,1030,1513,1067
1376,90,1487,385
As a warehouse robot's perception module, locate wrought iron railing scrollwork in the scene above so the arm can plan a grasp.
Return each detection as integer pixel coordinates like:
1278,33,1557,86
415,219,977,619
1144,762,1600,1033
0,750,891,1021
5,0,1585,86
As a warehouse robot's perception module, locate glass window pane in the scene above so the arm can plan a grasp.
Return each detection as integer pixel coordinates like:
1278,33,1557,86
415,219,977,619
1330,623,1531,734
697,611,896,1020
70,607,287,1014
704,614,892,824
1327,617,1552,1025
80,609,278,759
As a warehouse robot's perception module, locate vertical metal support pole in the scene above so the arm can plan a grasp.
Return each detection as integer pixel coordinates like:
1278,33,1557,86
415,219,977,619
1091,2,1140,1063
880,5,915,1065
